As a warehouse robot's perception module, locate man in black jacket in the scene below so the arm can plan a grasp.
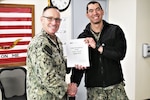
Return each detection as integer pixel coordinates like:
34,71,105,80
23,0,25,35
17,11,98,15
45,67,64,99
71,1,129,100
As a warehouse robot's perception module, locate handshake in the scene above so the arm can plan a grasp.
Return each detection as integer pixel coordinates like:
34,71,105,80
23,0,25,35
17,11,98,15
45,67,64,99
67,83,78,97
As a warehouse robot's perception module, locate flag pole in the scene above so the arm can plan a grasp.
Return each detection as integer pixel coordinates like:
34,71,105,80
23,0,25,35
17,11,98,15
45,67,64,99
48,0,50,6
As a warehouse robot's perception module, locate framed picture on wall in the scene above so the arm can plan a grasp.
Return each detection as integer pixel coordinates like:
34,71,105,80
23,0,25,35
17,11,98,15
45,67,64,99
0,4,35,67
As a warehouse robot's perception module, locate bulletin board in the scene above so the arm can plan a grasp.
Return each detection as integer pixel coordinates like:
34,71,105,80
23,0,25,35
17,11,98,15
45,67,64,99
0,4,35,68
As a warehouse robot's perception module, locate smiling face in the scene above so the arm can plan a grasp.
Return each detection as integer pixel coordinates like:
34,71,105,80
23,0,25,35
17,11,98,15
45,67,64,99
86,3,104,25
41,8,61,36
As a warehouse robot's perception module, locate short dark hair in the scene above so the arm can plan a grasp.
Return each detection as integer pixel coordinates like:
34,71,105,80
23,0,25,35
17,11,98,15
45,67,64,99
43,6,59,13
86,1,103,13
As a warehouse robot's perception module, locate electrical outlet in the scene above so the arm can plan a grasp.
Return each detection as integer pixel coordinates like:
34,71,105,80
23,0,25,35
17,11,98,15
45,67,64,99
142,43,150,58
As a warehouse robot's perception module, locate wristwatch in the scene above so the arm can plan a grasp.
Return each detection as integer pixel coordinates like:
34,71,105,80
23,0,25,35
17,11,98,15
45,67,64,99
50,0,71,12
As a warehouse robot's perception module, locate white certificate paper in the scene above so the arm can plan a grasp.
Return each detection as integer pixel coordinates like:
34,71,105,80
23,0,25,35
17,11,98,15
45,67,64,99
66,38,90,67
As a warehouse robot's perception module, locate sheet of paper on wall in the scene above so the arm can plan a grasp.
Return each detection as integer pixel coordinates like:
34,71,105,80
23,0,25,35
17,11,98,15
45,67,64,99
66,38,90,67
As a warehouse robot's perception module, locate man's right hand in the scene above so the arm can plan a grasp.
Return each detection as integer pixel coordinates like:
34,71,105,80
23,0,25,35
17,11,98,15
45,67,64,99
67,83,77,97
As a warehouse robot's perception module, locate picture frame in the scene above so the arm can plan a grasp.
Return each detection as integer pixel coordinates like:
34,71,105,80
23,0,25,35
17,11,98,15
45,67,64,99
0,4,35,67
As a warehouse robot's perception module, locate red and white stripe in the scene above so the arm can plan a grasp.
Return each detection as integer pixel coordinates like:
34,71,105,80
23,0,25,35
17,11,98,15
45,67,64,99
0,6,33,64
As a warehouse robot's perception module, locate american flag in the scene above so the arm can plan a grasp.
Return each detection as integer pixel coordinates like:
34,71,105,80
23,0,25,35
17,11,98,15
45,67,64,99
0,4,34,67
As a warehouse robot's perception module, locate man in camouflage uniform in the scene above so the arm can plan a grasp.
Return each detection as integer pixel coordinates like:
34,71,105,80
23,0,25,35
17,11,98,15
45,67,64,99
26,6,77,100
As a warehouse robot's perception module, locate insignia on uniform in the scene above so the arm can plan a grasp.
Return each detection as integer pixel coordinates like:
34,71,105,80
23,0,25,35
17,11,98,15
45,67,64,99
43,45,52,56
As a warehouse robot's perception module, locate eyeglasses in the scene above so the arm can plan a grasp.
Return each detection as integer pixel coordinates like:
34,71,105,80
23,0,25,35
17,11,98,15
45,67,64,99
42,16,62,23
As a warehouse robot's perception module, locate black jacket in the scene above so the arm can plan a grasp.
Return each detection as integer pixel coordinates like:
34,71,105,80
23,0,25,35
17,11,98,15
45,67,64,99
71,20,127,87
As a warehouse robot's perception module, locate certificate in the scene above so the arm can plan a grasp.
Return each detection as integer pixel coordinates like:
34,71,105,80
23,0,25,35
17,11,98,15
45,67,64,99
65,38,90,67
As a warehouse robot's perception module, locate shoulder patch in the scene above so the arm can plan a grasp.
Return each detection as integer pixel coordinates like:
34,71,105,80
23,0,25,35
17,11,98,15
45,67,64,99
42,45,52,56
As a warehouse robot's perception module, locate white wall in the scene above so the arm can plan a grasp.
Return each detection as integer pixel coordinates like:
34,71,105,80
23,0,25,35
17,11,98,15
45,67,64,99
109,0,136,99
136,0,150,99
109,0,150,100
